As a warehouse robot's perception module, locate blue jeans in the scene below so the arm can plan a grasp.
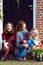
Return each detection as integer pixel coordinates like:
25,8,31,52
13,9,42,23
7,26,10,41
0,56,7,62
16,38,36,60
16,47,28,60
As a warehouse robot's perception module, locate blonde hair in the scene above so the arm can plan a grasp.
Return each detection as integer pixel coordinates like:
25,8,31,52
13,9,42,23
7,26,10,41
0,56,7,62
30,28,41,43
3,22,14,34
15,20,26,32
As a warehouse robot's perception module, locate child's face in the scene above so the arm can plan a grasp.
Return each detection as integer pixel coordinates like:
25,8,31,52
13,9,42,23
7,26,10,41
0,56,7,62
31,32,37,38
6,23,12,32
22,24,26,31
31,34,35,38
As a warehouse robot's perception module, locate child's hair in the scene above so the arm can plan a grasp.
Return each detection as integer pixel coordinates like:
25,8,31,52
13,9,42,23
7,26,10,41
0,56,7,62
15,20,26,32
30,28,41,42
3,22,14,34
30,28,38,36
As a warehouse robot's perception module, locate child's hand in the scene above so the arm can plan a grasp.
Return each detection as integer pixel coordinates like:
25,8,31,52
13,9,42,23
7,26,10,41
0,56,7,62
32,46,35,50
37,43,43,47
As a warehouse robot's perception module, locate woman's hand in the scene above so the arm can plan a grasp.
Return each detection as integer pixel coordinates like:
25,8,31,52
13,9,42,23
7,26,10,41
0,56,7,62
22,44,29,48
23,40,27,44
4,42,8,49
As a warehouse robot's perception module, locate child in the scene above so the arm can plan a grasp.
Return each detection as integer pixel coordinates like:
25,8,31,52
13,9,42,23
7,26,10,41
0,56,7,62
2,22,15,60
15,20,29,60
27,28,43,50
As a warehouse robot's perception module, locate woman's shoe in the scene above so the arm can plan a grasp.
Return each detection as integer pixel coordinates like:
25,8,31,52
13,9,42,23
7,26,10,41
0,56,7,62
23,56,26,61
1,57,6,61
18,58,23,61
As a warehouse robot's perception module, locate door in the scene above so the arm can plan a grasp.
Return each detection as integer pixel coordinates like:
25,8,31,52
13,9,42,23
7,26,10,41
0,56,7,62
3,0,33,31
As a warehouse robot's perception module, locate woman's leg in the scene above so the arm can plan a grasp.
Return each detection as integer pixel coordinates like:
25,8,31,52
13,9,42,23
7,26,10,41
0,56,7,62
9,43,14,53
3,47,10,59
16,43,29,60
2,42,14,60
16,47,28,60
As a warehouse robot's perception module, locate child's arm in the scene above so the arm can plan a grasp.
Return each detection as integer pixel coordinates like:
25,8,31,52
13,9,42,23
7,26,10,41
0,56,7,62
21,36,29,44
24,36,29,41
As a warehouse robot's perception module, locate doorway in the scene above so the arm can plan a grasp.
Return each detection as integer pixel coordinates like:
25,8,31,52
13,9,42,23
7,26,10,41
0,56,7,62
3,0,33,31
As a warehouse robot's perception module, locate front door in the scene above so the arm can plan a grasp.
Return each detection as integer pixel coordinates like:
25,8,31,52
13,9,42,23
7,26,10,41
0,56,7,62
3,0,33,31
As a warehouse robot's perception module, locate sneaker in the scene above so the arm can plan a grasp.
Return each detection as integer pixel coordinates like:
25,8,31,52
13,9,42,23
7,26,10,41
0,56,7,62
23,56,26,61
1,57,6,61
18,58,23,61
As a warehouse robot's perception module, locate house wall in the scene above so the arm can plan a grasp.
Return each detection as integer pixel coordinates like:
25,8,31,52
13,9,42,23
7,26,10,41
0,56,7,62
36,0,43,40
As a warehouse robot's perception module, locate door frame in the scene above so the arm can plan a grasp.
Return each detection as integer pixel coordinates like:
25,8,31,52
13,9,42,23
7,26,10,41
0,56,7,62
0,0,3,49
33,0,37,28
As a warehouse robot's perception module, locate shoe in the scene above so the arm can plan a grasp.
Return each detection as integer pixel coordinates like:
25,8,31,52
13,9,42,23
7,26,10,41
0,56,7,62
23,56,26,61
18,58,23,61
1,57,6,61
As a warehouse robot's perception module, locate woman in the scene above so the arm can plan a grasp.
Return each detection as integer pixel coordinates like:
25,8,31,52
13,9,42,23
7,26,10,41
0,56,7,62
15,20,29,60
2,22,15,60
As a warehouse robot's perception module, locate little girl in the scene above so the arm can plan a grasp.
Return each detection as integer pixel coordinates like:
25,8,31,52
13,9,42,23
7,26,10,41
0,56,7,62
27,28,43,50
2,22,15,60
15,20,29,60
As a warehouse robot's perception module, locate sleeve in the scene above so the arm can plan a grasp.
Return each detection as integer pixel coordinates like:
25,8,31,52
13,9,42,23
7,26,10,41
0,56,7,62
24,36,29,41
16,32,20,47
27,38,35,48
7,34,15,42
15,32,23,48
2,33,6,40
27,39,32,46
25,29,29,33
24,29,29,36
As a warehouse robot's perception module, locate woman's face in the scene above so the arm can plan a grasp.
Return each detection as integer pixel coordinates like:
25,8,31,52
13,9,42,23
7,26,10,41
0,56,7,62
6,23,12,32
22,24,26,31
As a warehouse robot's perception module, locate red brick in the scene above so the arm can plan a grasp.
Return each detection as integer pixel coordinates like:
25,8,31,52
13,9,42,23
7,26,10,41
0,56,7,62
36,0,43,40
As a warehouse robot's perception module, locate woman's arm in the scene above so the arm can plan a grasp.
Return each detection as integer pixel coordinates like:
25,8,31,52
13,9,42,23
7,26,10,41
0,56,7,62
16,32,24,48
16,32,29,48
2,33,6,40
16,32,20,48
7,34,15,42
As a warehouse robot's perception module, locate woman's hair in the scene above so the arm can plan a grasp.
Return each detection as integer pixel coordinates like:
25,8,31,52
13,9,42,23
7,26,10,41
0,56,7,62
3,22,14,34
15,20,26,32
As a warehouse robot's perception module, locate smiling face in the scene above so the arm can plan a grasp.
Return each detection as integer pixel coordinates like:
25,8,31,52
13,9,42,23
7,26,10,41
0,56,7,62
6,23,12,32
22,23,26,31
30,32,35,38
30,29,39,38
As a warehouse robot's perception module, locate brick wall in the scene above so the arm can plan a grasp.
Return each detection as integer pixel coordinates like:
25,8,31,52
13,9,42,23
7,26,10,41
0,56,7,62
36,0,43,40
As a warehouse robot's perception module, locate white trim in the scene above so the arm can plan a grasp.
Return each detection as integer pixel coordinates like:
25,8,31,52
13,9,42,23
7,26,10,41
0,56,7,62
33,0,37,28
0,0,3,50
